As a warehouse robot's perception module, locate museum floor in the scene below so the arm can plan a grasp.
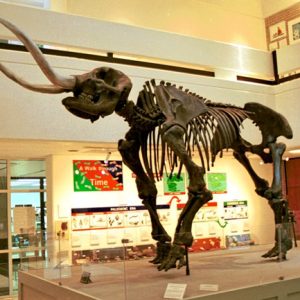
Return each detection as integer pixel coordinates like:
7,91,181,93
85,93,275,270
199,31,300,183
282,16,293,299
28,243,300,300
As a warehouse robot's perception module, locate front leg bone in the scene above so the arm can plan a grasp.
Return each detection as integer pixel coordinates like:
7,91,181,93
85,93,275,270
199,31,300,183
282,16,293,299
264,142,285,199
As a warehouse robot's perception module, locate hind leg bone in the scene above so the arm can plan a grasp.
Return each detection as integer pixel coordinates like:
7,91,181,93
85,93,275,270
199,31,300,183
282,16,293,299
233,140,292,259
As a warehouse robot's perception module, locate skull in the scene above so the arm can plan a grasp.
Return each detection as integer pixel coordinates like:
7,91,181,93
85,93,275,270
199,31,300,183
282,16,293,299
62,67,132,122
0,19,132,122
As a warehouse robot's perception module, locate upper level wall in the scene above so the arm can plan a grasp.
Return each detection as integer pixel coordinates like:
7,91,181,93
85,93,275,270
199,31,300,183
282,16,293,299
50,0,267,50
0,3,298,149
0,49,273,145
0,2,273,80
261,0,300,17
265,1,300,50
273,78,300,148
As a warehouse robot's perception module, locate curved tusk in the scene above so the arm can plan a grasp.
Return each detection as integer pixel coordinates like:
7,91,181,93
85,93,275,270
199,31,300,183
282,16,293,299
1,62,67,94
0,18,76,90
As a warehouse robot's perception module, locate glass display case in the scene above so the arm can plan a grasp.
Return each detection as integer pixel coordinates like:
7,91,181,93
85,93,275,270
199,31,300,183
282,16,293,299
17,230,300,300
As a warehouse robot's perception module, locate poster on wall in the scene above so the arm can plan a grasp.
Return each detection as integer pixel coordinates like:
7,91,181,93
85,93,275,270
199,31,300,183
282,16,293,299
72,215,90,230
107,213,125,228
224,200,248,220
158,209,171,225
89,214,107,229
193,202,218,222
139,227,152,242
288,17,300,44
55,220,70,240
163,173,185,195
73,160,123,192
269,21,287,42
206,173,227,193
125,212,141,227
177,202,218,222
90,231,100,246
71,205,169,232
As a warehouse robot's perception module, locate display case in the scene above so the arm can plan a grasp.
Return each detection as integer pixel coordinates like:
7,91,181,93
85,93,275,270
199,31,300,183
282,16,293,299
17,228,300,300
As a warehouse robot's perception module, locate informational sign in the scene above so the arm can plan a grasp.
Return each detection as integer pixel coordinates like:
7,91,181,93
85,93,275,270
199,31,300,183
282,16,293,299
177,202,218,222
73,160,123,192
199,284,219,292
224,200,248,220
164,283,187,299
71,205,169,231
163,173,185,195
206,172,227,193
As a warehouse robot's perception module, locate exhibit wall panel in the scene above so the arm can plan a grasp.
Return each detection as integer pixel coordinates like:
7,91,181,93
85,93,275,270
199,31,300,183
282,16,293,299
0,49,276,144
46,151,273,264
202,156,274,246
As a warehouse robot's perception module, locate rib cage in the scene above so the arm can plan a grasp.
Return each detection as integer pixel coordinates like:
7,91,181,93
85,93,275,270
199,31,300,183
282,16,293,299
187,104,249,171
135,81,250,181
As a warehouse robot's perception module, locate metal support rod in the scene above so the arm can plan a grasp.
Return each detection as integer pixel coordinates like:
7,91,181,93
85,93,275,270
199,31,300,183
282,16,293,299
289,211,298,247
277,224,283,262
185,246,190,276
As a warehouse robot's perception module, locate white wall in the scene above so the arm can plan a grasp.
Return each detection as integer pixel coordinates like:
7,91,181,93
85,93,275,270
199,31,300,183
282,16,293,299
273,78,300,149
261,0,300,17
0,47,278,145
0,3,273,78
50,0,267,50
1,3,297,149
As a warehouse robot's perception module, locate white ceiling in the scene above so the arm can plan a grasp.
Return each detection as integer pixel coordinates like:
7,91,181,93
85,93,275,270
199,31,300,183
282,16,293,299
0,138,298,162
0,138,119,160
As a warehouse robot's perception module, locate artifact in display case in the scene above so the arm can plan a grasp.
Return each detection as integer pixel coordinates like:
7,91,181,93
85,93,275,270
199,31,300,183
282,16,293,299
0,18,294,272
80,271,92,284
72,244,156,264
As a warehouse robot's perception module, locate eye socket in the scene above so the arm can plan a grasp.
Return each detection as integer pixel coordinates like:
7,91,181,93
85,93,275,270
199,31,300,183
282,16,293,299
95,69,107,80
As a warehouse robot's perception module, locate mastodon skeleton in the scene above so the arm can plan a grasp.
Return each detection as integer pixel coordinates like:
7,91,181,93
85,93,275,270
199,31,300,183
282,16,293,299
0,18,293,271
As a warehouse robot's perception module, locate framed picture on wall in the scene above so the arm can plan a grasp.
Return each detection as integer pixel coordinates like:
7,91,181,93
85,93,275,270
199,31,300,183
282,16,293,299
269,21,287,42
288,17,300,44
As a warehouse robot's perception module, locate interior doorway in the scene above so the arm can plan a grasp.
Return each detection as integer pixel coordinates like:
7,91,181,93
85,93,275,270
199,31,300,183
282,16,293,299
0,159,47,296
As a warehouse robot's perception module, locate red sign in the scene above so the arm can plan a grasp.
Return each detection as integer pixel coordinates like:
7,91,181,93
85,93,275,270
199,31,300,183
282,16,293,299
73,160,123,191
